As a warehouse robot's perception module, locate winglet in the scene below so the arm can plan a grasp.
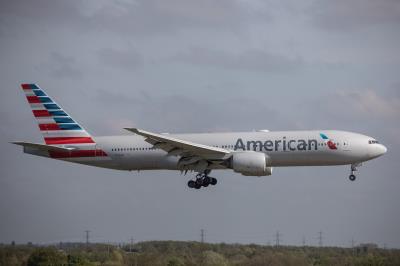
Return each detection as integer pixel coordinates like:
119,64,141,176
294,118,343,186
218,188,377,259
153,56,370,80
124,128,140,134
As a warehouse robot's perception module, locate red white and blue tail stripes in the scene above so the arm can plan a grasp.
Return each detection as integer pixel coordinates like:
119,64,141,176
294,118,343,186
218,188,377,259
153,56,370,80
21,84,107,158
22,84,94,145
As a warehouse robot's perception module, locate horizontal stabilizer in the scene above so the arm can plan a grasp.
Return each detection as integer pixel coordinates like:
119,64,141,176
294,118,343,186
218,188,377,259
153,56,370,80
11,141,76,152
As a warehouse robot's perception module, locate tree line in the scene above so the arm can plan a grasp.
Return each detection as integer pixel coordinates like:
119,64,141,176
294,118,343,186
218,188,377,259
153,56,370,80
1,241,399,266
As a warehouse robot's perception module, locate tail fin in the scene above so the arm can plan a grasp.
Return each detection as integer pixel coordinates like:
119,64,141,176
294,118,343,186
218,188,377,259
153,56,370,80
21,84,95,145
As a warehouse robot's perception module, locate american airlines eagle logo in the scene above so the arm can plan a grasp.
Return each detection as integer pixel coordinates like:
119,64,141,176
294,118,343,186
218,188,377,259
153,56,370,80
320,133,337,150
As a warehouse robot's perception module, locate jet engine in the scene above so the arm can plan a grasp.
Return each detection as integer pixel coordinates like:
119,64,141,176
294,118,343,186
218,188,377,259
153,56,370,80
230,151,272,176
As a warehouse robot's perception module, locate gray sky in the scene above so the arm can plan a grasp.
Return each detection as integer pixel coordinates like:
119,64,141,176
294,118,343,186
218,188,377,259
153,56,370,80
1,0,399,247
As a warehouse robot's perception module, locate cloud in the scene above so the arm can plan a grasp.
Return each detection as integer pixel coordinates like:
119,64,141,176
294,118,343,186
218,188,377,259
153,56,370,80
311,89,400,120
309,0,400,31
44,52,83,79
337,90,400,118
92,89,294,133
0,0,269,36
97,48,144,70
0,0,81,29
172,47,303,72
82,0,269,34
294,88,400,135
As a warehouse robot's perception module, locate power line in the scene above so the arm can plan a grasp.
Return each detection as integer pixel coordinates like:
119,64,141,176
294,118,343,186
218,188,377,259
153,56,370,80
302,235,306,247
200,229,205,243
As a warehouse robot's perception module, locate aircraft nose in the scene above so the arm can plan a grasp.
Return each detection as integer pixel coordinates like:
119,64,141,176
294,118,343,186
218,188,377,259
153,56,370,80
367,143,387,158
379,144,387,155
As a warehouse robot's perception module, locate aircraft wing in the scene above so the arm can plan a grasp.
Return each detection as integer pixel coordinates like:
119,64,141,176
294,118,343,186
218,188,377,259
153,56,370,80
124,128,230,172
11,141,76,152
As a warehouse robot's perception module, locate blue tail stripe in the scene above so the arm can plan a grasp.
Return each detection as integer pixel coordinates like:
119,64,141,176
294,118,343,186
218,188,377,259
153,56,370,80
44,103,60,110
49,110,68,116
33,90,46,96
30,84,41,90
54,117,75,123
58,124,82,130
39,97,53,103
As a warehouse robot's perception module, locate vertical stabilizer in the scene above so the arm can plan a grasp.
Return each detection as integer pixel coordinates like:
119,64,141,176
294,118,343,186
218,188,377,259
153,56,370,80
21,84,95,145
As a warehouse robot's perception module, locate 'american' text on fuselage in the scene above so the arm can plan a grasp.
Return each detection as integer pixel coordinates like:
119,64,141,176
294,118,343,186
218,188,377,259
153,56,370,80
234,138,319,152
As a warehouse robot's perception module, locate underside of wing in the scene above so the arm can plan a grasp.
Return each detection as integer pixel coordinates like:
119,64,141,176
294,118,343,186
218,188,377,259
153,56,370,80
124,128,231,172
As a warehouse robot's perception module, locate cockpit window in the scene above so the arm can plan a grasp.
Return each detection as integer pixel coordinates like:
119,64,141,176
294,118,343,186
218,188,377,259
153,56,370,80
368,140,379,144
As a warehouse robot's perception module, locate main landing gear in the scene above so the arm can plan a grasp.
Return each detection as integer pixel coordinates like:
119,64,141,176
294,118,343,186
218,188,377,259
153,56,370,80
349,163,361,181
187,170,217,189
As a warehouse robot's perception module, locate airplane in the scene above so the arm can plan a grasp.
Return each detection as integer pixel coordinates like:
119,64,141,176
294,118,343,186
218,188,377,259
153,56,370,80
12,84,387,189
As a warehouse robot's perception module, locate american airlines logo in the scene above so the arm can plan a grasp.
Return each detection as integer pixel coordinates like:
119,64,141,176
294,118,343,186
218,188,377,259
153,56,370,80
320,133,337,150
234,133,336,152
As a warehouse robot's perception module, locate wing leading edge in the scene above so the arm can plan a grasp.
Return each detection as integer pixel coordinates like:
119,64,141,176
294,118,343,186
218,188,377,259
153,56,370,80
124,128,230,172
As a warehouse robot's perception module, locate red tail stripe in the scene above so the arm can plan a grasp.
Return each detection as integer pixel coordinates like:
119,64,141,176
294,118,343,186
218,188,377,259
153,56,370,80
39,123,60,130
49,149,108,158
44,137,95,144
33,110,51,117
21,84,32,90
27,96,41,103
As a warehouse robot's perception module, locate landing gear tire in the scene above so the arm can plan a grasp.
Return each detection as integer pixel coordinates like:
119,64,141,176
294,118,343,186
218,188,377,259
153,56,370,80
187,180,195,188
349,174,356,181
202,176,210,187
188,170,217,189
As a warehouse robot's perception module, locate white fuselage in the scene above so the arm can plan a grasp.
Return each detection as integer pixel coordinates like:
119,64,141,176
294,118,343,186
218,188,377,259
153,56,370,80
58,130,386,172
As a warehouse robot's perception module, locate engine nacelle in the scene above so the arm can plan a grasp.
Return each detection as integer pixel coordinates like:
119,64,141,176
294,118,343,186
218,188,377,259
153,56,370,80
231,151,272,176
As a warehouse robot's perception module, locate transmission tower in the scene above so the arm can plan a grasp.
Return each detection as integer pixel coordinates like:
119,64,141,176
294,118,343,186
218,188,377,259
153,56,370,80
85,230,90,249
318,231,323,247
130,237,134,252
275,231,282,247
200,229,205,243
351,238,356,256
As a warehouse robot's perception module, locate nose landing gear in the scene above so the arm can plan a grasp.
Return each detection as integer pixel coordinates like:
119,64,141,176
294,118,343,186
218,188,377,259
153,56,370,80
349,163,361,181
187,170,217,189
